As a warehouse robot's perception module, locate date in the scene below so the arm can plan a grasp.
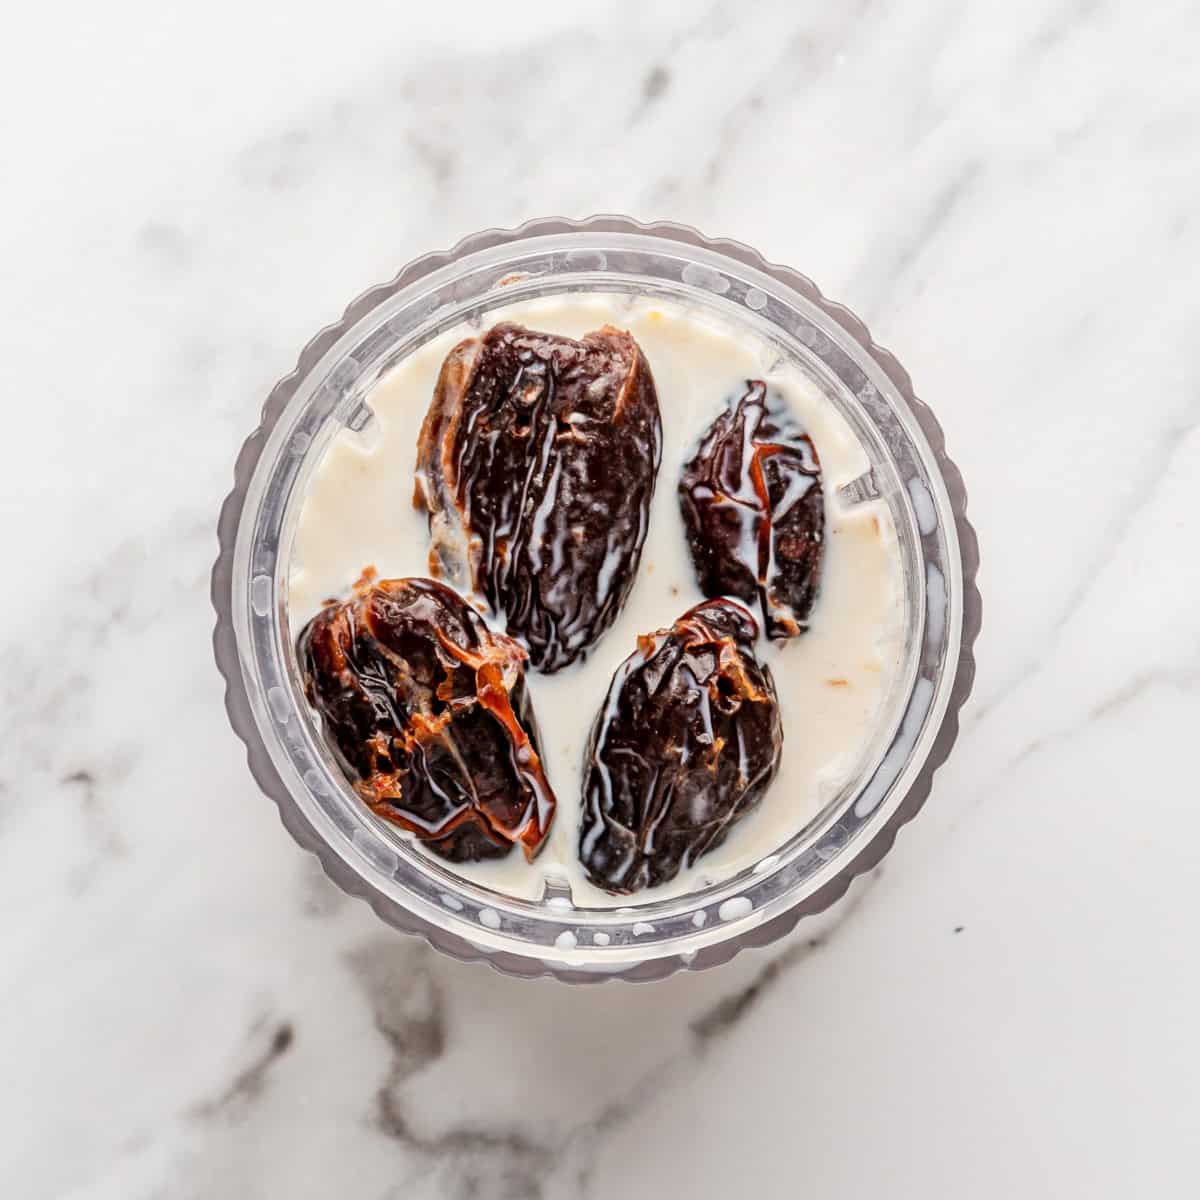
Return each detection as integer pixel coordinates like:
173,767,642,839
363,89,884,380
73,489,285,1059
679,380,824,640
415,322,661,673
297,572,556,862
579,598,782,893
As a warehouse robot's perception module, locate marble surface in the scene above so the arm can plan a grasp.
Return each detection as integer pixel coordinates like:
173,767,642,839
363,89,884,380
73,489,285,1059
3,1,1198,1196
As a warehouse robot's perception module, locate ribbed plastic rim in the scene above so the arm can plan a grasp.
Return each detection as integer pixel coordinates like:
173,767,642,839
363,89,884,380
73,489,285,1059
212,215,981,983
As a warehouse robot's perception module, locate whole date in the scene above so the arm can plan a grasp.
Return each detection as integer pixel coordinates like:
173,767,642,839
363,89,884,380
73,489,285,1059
680,380,824,640
297,573,556,862
415,322,661,673
579,598,783,893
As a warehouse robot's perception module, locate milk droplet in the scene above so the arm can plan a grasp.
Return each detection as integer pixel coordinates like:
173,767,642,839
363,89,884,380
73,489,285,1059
718,896,753,921
907,477,938,535
267,687,291,723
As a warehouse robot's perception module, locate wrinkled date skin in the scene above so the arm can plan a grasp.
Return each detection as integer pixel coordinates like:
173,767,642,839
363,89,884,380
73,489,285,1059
415,322,662,673
579,599,783,894
680,380,824,640
297,573,556,863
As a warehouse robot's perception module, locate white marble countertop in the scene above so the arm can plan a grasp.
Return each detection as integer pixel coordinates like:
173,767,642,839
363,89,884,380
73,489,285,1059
3,1,1198,1196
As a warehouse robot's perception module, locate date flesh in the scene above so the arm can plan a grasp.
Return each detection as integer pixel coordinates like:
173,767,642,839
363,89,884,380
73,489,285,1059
298,573,555,863
415,322,661,673
579,599,783,894
680,381,824,640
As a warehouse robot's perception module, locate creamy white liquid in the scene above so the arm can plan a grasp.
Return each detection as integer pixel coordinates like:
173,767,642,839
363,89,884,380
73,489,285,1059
290,293,905,908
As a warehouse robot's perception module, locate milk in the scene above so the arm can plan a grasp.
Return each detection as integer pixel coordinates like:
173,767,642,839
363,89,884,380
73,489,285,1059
290,293,905,907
